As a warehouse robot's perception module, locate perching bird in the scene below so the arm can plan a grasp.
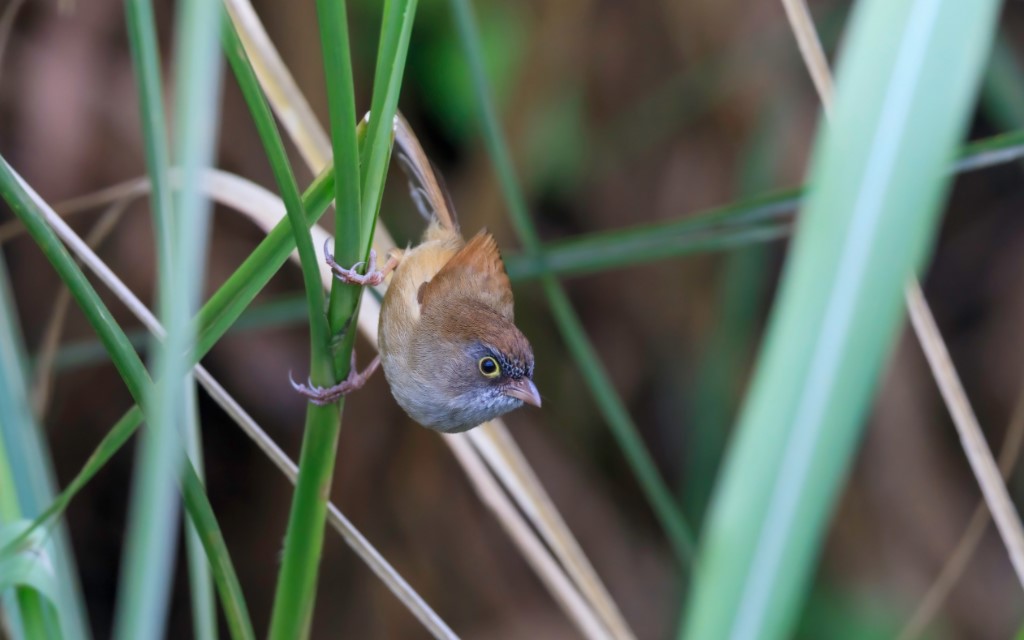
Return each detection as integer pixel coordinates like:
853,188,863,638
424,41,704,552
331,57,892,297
293,114,540,433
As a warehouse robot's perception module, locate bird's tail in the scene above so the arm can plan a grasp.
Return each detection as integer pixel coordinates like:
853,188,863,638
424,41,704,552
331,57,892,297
392,112,460,233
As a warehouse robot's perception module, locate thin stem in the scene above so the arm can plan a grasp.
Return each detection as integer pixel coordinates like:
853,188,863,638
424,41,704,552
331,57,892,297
114,0,223,635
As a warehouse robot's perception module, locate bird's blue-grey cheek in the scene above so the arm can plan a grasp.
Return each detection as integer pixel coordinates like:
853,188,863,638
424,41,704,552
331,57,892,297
479,388,525,420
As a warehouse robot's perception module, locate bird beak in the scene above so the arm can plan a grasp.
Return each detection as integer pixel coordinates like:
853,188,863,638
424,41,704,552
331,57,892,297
505,378,542,407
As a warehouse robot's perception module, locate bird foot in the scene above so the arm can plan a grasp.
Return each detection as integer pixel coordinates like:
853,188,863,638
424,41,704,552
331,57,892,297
324,240,398,287
290,353,381,405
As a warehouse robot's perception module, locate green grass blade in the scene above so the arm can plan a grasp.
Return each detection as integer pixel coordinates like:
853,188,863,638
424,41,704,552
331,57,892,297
220,11,333,388
313,0,364,376
114,0,223,635
182,383,217,640
0,408,144,556
219,31,344,637
267,405,342,640
681,0,1002,637
123,0,173,285
0,494,58,640
358,0,417,252
0,160,151,405
448,0,695,566
123,0,221,626
0,522,58,603
262,2,363,630
504,222,791,280
181,462,256,640
196,162,338,356
503,126,1024,280
216,36,348,636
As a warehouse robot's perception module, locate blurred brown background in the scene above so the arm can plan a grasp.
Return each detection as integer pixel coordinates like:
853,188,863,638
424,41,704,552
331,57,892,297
2,0,1024,637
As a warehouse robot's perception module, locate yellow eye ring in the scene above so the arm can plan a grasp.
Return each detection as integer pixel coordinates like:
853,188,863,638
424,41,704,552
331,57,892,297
478,356,500,378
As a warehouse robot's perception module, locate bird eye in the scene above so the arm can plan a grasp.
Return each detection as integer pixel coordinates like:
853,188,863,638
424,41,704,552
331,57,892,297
478,356,500,378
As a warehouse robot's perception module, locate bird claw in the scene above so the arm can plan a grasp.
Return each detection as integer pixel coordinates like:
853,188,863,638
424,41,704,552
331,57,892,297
289,353,382,405
324,239,389,286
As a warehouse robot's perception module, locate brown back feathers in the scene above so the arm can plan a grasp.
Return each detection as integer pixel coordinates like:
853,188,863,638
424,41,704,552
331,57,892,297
418,230,514,321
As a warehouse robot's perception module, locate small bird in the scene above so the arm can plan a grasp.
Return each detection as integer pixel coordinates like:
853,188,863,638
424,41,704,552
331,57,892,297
293,114,540,433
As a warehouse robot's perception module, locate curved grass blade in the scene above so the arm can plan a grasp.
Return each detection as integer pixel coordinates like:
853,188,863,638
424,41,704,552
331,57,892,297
0,520,59,639
0,522,58,601
0,348,64,640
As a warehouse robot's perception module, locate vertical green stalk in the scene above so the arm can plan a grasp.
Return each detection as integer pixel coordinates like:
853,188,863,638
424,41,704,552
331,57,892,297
221,14,342,640
113,0,223,637
315,0,364,380
282,6,365,631
681,0,1002,637
122,0,173,285
359,0,418,252
266,407,341,640
447,0,695,566
182,384,217,640
123,0,216,635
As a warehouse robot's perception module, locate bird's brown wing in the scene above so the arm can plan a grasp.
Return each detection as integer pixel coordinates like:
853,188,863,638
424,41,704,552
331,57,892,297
394,113,460,233
418,230,514,321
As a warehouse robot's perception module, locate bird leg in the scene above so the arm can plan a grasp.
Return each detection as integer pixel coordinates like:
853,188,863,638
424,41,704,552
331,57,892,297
324,239,399,287
290,352,381,405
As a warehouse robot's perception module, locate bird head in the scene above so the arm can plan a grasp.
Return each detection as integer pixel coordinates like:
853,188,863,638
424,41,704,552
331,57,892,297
425,304,540,432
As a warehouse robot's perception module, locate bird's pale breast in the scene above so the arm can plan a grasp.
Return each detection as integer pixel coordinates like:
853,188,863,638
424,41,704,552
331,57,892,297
378,231,463,429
